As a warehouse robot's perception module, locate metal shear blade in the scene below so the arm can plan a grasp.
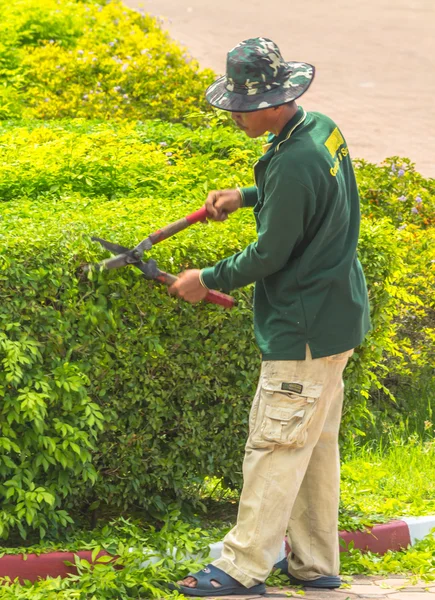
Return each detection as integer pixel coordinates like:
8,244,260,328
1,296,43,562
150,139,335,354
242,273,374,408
91,236,131,255
91,236,137,270
90,236,158,279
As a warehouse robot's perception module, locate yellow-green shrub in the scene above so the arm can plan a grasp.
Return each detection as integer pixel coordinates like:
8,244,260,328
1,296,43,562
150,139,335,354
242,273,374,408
356,156,435,228
0,0,214,121
0,118,257,201
388,225,435,376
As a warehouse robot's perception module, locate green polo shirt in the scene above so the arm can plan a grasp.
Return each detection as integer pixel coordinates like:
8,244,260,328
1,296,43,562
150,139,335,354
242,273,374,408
201,106,371,360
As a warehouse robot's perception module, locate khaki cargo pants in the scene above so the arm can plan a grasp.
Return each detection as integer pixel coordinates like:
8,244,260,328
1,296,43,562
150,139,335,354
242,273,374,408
213,345,353,587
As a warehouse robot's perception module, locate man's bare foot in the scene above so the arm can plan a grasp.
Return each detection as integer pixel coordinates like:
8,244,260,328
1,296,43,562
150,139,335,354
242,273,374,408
176,575,221,588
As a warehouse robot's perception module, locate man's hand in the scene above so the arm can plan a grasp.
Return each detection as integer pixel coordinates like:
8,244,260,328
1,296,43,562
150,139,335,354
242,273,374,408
168,269,208,304
205,189,242,221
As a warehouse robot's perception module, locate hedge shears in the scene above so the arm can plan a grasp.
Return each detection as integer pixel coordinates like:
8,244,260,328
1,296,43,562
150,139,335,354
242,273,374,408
88,206,235,309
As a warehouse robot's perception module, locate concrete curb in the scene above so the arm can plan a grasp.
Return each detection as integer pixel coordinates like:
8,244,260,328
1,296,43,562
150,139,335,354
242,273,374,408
1,516,434,584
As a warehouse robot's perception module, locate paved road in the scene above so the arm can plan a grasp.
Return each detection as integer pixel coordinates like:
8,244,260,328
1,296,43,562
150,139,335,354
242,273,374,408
126,0,435,177
201,576,435,599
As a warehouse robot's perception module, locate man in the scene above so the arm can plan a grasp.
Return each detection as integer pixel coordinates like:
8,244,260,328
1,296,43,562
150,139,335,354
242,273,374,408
168,37,370,596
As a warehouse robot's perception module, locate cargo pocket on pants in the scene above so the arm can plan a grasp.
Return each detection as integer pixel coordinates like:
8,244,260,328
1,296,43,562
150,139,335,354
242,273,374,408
250,379,323,449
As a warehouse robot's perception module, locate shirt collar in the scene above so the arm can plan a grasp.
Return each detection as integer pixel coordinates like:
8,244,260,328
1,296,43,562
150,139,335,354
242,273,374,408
259,106,306,162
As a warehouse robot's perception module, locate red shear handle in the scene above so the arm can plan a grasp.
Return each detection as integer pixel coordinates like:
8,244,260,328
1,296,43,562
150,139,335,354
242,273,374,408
148,206,208,245
185,205,208,225
155,271,235,309
204,289,235,309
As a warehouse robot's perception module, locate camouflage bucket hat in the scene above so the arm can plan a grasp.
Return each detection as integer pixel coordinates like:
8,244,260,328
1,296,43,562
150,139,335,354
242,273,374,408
205,37,315,113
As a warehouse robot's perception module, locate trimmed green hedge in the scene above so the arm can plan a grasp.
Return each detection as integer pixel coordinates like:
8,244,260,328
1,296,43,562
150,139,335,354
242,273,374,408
0,118,256,201
1,119,433,540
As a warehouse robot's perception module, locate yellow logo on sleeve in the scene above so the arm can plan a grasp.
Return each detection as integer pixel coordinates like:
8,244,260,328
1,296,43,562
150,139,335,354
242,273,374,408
325,127,348,177
325,128,345,157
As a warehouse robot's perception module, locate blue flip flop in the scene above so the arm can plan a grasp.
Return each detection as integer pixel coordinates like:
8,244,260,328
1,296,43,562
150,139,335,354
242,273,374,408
168,564,266,597
274,558,341,589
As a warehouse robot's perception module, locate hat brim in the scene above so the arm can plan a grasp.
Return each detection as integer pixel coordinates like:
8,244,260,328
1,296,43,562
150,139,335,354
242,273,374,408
205,62,315,113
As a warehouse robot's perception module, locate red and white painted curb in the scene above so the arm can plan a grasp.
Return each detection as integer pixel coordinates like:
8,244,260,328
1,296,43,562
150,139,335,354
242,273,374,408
401,516,435,545
1,516,434,584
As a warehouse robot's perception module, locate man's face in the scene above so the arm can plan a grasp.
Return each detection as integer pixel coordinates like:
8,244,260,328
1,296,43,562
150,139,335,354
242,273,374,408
231,109,273,138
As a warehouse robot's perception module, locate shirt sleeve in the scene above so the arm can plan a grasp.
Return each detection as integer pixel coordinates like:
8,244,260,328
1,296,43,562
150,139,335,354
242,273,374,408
239,185,258,207
201,160,315,292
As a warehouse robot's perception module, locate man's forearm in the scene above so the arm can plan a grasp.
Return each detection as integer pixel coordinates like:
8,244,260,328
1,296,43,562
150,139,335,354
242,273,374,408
200,236,294,292
201,245,278,291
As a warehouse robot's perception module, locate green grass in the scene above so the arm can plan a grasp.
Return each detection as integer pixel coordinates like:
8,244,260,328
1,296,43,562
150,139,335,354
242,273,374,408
359,370,435,443
341,435,435,523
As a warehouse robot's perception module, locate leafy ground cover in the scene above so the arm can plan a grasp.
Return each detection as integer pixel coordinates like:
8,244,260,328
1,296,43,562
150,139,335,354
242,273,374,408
0,516,216,598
